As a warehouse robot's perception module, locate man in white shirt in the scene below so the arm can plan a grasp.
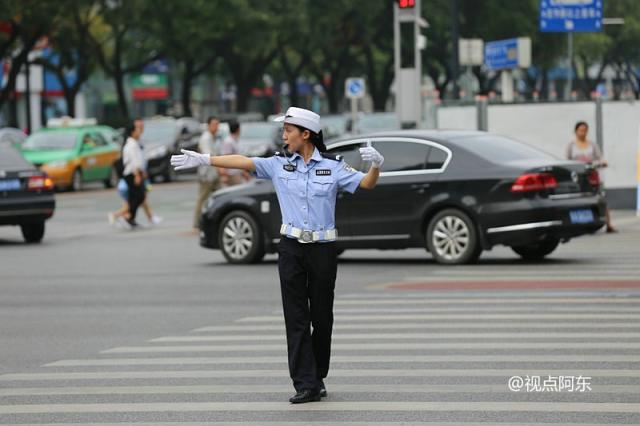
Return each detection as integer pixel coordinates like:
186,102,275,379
122,119,146,227
193,116,220,229
219,120,249,187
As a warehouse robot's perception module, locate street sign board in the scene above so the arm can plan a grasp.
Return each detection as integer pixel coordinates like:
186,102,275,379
131,74,169,100
539,0,603,32
459,38,484,66
484,38,531,71
345,77,366,99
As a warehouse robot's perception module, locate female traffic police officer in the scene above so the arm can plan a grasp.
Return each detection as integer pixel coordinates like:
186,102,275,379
171,107,384,403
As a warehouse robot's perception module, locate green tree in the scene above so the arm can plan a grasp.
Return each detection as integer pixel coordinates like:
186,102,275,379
88,0,160,120
270,1,310,108
423,0,455,97
219,0,280,113
0,0,64,125
32,0,99,117
304,1,361,113
350,0,395,111
594,0,640,99
142,0,227,117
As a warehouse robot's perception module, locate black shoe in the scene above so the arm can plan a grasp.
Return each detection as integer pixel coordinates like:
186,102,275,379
289,389,321,404
319,381,327,397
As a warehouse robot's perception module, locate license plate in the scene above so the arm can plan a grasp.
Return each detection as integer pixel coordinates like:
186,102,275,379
0,179,20,191
570,209,594,224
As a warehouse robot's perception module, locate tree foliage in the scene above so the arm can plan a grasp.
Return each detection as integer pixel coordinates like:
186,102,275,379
3,0,640,121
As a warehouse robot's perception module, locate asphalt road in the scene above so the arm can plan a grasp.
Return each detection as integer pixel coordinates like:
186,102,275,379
1,177,640,424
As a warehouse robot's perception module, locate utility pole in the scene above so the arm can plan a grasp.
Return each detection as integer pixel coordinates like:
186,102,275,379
393,0,425,128
451,0,460,100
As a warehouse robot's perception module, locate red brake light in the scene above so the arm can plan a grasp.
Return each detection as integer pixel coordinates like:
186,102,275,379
511,173,557,193
27,176,55,191
587,170,600,187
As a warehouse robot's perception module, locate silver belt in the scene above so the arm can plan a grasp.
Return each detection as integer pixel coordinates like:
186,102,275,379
280,224,337,243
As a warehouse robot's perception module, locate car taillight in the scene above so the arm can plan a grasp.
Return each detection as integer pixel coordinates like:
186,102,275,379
510,173,557,193
27,176,55,191
587,170,600,187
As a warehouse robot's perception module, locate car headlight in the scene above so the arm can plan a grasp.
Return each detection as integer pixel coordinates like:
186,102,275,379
47,160,68,168
147,145,168,159
204,196,216,213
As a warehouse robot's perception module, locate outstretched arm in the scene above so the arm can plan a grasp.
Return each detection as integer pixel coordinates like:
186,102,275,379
211,155,256,172
171,150,256,172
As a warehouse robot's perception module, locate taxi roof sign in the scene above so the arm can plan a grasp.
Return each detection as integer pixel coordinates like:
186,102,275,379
46,117,98,128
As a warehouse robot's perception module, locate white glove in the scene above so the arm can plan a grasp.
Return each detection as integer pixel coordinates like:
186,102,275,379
359,141,384,168
170,149,210,171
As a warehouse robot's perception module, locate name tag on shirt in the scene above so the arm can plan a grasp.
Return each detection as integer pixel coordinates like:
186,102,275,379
316,169,331,176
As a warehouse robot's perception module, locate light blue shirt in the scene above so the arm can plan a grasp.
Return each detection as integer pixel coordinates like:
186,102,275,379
253,148,365,232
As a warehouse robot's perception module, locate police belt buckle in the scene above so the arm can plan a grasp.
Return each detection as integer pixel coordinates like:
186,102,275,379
300,230,313,243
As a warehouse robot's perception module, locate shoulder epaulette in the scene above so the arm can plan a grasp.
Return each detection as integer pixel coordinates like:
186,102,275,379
320,152,343,161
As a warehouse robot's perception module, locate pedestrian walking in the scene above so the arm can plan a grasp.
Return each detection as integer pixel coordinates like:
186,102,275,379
566,121,616,233
119,119,146,228
193,116,221,230
171,107,383,403
108,178,162,227
218,120,250,187
109,120,161,228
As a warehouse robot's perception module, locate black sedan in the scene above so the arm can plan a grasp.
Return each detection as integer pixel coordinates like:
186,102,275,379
0,143,55,243
199,130,606,264
141,117,202,182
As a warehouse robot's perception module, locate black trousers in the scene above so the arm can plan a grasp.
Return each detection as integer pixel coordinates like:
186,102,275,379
124,174,146,222
277,237,337,392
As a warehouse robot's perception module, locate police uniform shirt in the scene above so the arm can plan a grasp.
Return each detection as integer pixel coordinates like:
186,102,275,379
252,148,365,234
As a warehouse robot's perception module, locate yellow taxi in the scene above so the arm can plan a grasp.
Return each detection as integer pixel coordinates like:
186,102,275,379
20,119,122,191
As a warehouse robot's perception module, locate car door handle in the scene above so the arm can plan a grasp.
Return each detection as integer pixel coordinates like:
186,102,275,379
411,183,430,189
411,183,430,194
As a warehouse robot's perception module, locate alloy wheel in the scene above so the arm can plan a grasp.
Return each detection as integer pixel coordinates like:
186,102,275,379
431,215,470,262
222,216,255,260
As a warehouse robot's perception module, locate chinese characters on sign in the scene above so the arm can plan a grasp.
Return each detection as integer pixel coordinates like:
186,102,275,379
539,0,603,32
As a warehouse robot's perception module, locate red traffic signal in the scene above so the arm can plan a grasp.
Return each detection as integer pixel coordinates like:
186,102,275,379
397,0,415,8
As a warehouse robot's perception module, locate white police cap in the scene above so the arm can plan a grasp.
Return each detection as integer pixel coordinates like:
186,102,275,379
273,107,321,134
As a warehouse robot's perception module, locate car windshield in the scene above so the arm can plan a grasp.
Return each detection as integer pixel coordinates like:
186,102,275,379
323,116,348,137
0,144,34,170
458,135,557,162
240,123,277,140
140,121,177,146
358,113,399,132
22,132,77,151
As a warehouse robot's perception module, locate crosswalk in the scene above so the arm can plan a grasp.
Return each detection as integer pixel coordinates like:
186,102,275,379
1,290,640,424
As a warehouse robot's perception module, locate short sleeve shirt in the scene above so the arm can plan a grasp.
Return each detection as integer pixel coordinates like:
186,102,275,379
566,140,602,164
122,137,144,176
220,135,242,176
252,148,365,231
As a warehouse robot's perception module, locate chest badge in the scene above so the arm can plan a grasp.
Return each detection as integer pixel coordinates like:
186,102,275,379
316,169,331,176
283,164,296,172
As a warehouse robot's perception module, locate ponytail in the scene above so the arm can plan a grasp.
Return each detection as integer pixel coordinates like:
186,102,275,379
311,130,326,152
294,125,326,152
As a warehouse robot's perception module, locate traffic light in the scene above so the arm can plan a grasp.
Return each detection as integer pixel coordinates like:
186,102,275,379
396,0,415,8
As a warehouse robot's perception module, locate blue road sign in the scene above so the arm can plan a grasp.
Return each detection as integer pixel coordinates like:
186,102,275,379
484,39,519,71
540,0,603,32
345,77,366,99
